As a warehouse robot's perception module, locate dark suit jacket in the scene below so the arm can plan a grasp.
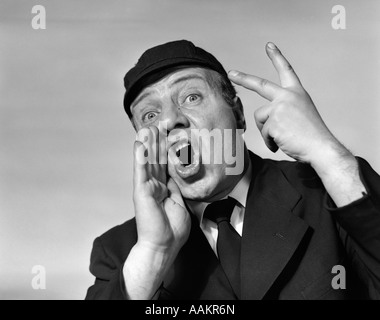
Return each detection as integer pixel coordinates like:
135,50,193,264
85,152,380,300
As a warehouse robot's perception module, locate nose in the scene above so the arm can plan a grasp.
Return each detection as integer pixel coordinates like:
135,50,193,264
159,103,190,133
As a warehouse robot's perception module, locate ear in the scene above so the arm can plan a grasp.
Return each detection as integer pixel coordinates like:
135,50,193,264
233,97,246,132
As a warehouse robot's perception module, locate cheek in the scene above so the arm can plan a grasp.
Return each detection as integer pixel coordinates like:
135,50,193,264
214,105,237,128
194,106,236,131
189,108,238,160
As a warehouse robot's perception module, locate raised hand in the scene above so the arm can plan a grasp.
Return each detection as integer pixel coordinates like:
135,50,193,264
123,126,191,299
228,42,342,166
133,126,191,251
228,42,366,207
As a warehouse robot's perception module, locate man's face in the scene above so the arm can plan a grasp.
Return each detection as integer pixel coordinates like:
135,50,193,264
131,67,245,202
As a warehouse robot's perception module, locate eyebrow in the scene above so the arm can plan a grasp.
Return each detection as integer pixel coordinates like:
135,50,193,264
131,91,153,111
131,73,207,111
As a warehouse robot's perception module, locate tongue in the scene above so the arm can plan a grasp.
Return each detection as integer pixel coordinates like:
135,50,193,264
177,144,194,166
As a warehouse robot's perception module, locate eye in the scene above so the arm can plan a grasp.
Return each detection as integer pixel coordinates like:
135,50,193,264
143,111,157,122
185,94,200,103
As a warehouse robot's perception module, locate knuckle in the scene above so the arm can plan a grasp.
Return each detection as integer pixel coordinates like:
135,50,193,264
254,107,269,125
284,63,294,72
259,78,269,88
254,117,262,130
136,127,151,142
278,91,298,103
239,72,248,80
254,108,262,118
150,125,159,135
274,101,288,113
269,111,280,125
267,122,278,137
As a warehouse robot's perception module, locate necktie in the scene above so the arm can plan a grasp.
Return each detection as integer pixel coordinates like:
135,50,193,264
204,197,241,299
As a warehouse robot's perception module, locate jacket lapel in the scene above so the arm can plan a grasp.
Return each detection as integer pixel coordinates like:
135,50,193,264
240,153,310,300
164,212,237,299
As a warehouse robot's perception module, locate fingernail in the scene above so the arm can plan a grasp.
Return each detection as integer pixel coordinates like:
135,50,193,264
267,42,277,50
228,70,239,77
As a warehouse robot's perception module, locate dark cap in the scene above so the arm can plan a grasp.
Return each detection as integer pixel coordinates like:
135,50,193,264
123,40,228,118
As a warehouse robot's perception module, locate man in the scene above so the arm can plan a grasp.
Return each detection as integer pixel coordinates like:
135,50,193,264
85,40,380,300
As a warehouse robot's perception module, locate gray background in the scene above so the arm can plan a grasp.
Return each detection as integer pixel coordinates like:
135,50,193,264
1,0,379,299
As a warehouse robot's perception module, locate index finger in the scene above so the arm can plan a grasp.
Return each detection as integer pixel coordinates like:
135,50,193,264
228,70,283,101
133,140,148,185
266,42,302,88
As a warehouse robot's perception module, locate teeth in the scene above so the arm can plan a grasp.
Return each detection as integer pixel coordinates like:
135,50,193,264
175,142,190,154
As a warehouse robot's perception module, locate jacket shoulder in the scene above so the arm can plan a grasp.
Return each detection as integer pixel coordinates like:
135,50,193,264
253,152,323,193
95,218,138,264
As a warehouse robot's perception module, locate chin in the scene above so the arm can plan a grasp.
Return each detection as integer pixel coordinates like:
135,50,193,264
173,171,224,202
173,179,210,201
181,188,211,202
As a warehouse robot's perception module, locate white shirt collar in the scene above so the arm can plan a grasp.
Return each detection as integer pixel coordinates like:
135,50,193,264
186,159,252,225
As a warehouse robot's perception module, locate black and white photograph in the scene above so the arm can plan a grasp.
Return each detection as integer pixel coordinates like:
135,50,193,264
1,0,380,302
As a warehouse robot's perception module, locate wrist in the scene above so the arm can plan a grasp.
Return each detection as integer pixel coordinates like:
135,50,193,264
309,139,354,180
135,239,177,258
309,141,367,207
123,241,178,300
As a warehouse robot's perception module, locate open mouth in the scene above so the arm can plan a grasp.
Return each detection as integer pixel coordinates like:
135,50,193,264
169,140,201,179
176,142,194,167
